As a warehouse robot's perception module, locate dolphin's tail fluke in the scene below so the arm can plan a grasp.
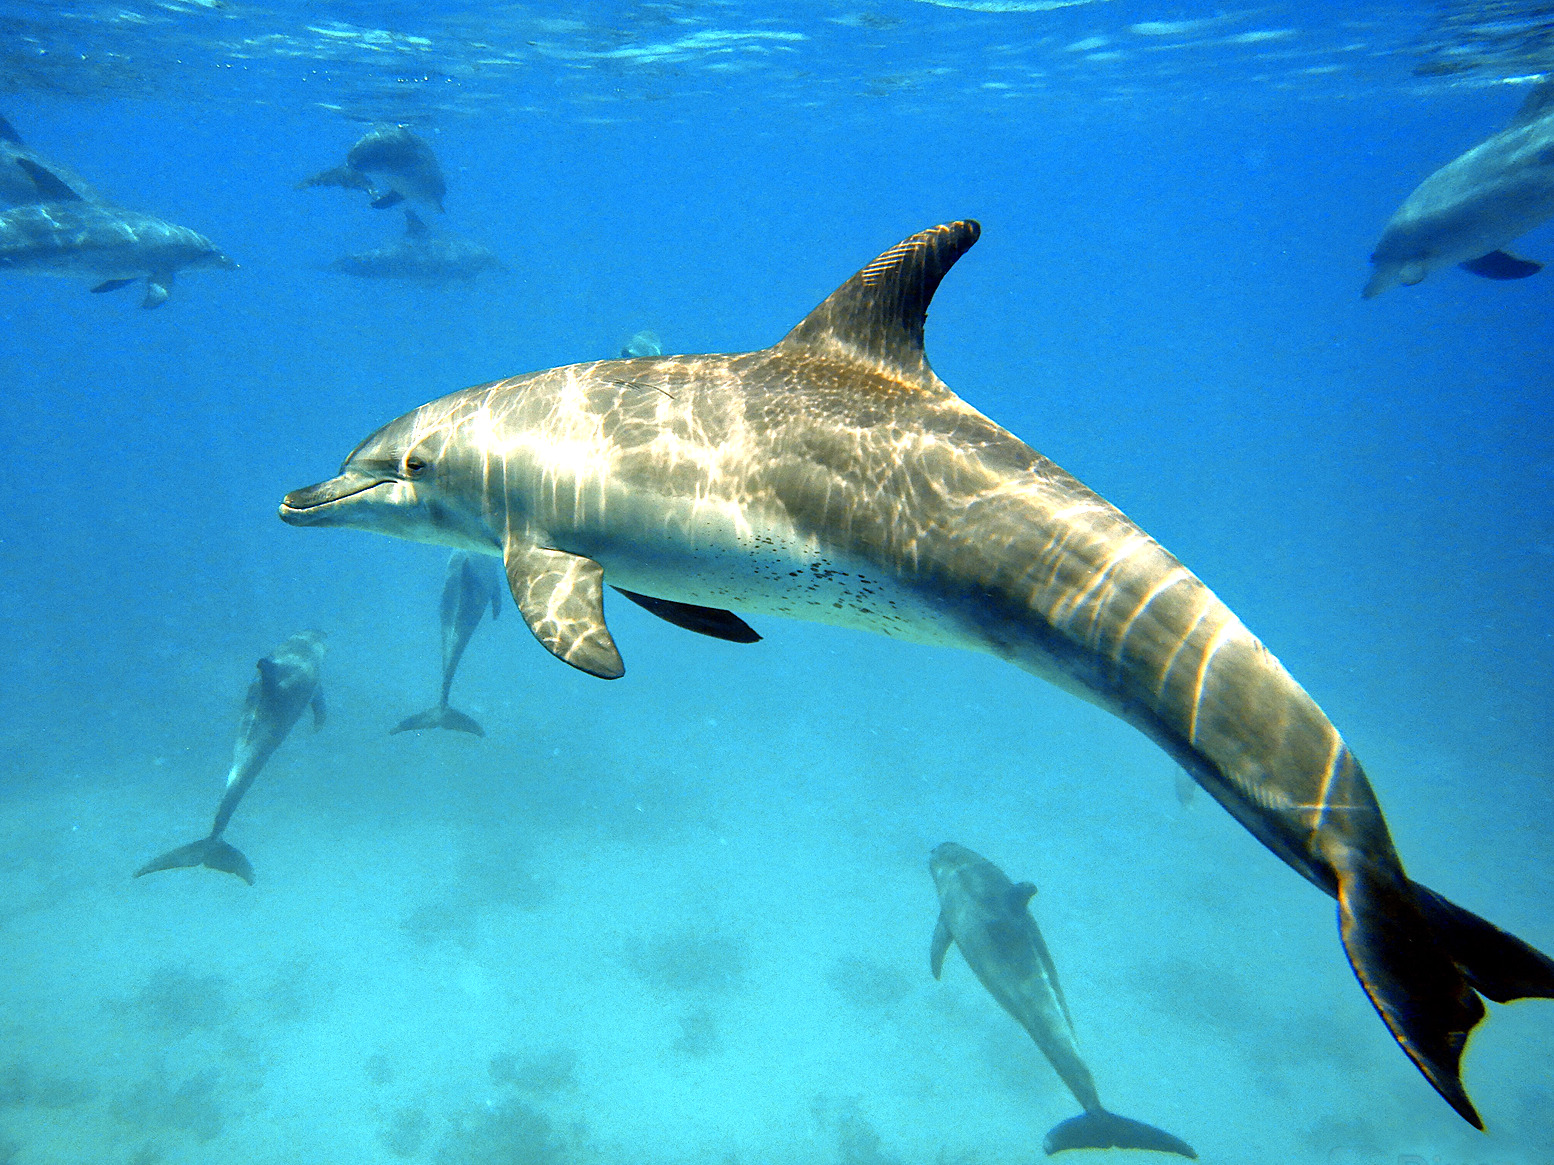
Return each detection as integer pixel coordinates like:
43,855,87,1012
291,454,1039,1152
1331,852,1554,1130
389,705,485,736
1043,1109,1196,1158
134,836,254,886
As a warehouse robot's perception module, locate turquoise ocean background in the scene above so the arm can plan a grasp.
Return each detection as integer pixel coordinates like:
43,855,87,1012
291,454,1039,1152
1,2,1551,1162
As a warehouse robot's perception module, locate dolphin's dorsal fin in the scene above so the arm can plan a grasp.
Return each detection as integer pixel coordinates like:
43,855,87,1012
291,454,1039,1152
15,157,82,202
404,208,428,237
775,220,980,386
0,115,22,145
1509,77,1554,130
1010,882,1037,911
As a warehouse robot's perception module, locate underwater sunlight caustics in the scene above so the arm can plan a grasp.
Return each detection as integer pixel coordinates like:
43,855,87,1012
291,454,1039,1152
279,219,1554,1129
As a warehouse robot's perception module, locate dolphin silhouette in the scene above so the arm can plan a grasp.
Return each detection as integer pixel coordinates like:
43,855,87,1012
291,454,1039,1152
391,551,504,735
135,631,327,884
279,221,1554,1125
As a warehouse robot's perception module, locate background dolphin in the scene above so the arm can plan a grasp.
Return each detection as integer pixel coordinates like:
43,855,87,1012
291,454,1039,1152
0,196,236,308
930,843,1196,1157
134,631,327,885
0,114,101,207
278,221,1554,1125
1364,78,1554,296
391,552,503,735
327,208,504,283
299,125,447,214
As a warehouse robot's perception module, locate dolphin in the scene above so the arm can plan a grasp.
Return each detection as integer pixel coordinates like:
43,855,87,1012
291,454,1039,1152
327,208,504,283
930,842,1196,1157
299,125,447,214
1364,78,1554,297
0,114,101,207
0,194,236,308
619,329,663,358
392,551,505,735
279,220,1554,1125
135,631,327,885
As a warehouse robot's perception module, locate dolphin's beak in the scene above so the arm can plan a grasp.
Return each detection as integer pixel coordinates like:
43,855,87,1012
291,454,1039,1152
279,471,393,526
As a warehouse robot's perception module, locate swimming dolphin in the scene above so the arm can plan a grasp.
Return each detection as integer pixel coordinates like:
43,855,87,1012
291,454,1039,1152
391,551,504,735
1364,78,1554,297
0,194,236,308
930,843,1196,1157
619,329,663,358
0,114,101,207
328,209,504,283
279,220,1554,1125
299,125,447,214
135,631,327,884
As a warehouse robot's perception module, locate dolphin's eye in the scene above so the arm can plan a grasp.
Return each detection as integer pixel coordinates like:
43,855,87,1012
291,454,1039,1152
404,455,430,479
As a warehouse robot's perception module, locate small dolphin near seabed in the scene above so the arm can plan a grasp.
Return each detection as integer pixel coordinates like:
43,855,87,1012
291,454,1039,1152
328,209,504,283
280,220,1554,1126
0,114,100,207
0,195,236,308
135,631,327,885
1364,78,1554,297
392,551,504,735
930,843,1196,1157
619,329,663,358
299,124,447,214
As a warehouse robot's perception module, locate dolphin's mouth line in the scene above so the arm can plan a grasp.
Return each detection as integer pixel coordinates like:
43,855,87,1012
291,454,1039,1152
280,477,393,513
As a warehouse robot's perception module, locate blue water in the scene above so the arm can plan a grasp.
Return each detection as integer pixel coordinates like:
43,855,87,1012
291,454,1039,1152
2,2,1552,1162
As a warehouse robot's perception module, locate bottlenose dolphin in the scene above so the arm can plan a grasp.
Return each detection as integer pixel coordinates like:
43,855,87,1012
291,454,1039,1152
0,114,100,207
135,631,327,884
0,195,235,308
1364,78,1554,297
930,843,1196,1157
392,551,504,735
619,329,663,358
328,209,504,283
299,125,447,214
279,220,1554,1125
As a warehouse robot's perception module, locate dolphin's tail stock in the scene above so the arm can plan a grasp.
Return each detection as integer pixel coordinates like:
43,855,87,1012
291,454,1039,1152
1043,1109,1196,1158
1336,855,1554,1129
134,836,254,886
389,703,485,736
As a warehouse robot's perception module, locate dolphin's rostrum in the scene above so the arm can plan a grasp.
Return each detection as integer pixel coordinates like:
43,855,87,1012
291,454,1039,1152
279,220,1554,1124
392,552,503,736
930,843,1196,1157
299,125,447,215
135,631,327,884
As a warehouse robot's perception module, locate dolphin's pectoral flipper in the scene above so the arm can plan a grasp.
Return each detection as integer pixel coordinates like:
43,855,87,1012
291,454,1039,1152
1043,1110,1197,1158
1408,880,1554,1004
134,836,254,886
404,208,429,237
612,588,762,644
776,219,980,384
91,278,137,294
504,542,624,679
1335,856,1486,1128
0,115,21,145
371,190,406,210
930,913,953,979
310,687,327,731
14,157,84,203
390,706,485,736
1459,251,1543,280
141,275,173,309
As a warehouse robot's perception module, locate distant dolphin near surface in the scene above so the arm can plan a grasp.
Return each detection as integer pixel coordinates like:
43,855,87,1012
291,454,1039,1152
279,220,1554,1125
0,114,101,207
135,631,327,885
392,552,504,735
299,125,447,214
328,209,504,283
619,329,663,358
1364,78,1554,297
929,843,1196,1158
